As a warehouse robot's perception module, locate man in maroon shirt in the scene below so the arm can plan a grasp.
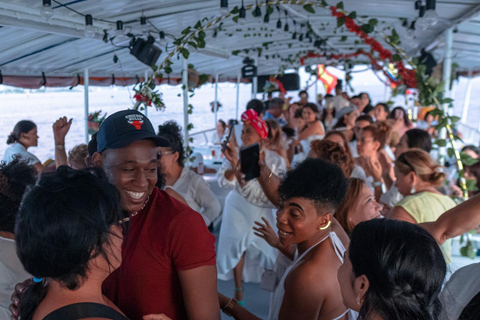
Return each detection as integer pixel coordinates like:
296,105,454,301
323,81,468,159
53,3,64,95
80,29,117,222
92,110,220,320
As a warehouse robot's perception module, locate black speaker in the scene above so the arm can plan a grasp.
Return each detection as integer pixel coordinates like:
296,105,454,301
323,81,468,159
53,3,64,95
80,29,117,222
257,73,300,93
242,65,257,79
130,37,162,67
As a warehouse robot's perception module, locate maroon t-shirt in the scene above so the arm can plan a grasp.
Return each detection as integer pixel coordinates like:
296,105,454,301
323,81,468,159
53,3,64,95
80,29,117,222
103,187,216,320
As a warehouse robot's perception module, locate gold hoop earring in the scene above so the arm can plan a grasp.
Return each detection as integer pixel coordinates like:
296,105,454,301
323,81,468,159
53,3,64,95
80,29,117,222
319,220,331,230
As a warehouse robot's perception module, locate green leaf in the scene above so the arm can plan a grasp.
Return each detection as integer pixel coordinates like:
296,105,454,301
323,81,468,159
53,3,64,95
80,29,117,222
441,98,454,104
303,4,315,13
232,15,239,23
435,139,447,147
368,18,378,27
230,6,239,14
340,35,347,42
232,50,241,56
180,48,190,60
466,179,479,192
164,66,172,74
447,147,455,158
187,123,194,130
360,23,374,34
321,0,328,7
461,152,480,166
194,21,202,29
348,11,357,19
181,27,191,35
266,5,274,15
337,16,346,28
392,54,402,62
337,1,344,10
451,116,461,124
148,82,156,90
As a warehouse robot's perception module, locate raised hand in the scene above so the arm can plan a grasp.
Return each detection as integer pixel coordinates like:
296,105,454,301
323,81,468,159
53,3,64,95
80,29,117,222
52,116,72,145
253,217,280,249
366,156,383,182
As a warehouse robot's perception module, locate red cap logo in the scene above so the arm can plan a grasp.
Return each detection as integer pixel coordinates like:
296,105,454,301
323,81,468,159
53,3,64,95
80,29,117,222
125,114,144,130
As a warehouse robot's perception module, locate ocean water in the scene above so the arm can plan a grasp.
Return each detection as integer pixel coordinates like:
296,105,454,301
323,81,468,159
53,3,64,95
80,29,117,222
0,67,478,163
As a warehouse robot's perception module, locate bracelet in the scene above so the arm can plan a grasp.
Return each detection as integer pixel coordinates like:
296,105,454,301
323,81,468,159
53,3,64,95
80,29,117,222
222,298,238,317
372,181,382,188
55,144,65,150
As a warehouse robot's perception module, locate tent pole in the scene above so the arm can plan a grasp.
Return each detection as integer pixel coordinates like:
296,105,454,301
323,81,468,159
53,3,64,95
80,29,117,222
214,73,219,128
144,70,149,117
314,78,318,101
462,69,473,124
182,57,190,168
252,59,258,99
236,73,241,120
439,27,453,165
84,68,89,145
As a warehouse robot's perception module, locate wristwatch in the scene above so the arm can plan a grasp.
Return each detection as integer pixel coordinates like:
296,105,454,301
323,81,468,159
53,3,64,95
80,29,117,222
55,144,65,150
222,298,238,317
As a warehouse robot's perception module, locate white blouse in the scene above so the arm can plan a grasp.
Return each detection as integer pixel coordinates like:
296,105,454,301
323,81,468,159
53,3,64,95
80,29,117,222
217,148,286,208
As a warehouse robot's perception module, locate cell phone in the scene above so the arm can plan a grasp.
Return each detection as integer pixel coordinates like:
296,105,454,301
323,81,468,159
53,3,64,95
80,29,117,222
221,123,235,152
240,143,261,181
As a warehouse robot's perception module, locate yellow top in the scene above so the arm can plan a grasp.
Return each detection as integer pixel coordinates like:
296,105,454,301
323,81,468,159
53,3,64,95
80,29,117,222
395,191,457,264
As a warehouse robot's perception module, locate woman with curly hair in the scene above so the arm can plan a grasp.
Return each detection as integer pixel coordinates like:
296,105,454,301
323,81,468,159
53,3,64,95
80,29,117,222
0,159,36,319
323,131,368,182
220,159,354,320
157,121,221,226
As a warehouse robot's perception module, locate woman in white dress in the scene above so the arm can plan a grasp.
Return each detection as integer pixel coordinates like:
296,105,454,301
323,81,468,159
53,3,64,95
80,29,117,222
217,109,286,305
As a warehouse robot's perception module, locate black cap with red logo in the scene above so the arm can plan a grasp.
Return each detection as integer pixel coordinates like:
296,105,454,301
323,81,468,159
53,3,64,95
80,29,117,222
96,109,170,152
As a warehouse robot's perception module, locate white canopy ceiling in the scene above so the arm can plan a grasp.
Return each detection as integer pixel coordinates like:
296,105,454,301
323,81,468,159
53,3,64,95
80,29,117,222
0,0,480,82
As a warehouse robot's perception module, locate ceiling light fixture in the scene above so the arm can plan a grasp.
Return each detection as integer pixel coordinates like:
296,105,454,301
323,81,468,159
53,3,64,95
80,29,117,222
116,20,126,40
254,0,262,24
220,0,229,15
239,0,246,25
40,0,54,21
84,14,95,37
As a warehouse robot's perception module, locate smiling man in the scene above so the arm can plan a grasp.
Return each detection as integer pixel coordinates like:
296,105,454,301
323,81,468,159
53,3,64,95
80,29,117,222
93,110,220,320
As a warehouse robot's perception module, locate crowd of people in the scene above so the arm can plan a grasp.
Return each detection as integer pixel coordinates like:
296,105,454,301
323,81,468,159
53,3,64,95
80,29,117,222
1,85,480,320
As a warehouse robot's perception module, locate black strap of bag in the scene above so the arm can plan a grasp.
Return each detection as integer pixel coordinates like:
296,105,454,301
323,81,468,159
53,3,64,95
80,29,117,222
43,302,130,320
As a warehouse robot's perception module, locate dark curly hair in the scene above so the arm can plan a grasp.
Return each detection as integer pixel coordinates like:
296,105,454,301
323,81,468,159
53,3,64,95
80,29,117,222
350,219,446,320
157,121,186,167
16,166,127,320
278,158,346,212
309,140,354,177
0,158,37,233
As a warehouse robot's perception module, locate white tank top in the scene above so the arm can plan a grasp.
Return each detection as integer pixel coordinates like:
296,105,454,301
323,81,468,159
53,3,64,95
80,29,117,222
268,232,358,320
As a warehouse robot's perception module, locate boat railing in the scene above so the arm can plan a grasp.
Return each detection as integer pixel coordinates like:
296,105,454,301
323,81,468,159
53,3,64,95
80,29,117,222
457,123,480,146
190,128,216,145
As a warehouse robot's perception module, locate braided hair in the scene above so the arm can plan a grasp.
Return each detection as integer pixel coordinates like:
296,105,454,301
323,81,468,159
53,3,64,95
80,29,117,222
350,219,446,320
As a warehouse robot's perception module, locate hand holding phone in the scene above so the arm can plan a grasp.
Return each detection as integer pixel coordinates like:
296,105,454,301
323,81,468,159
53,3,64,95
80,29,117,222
240,143,261,181
221,123,235,153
